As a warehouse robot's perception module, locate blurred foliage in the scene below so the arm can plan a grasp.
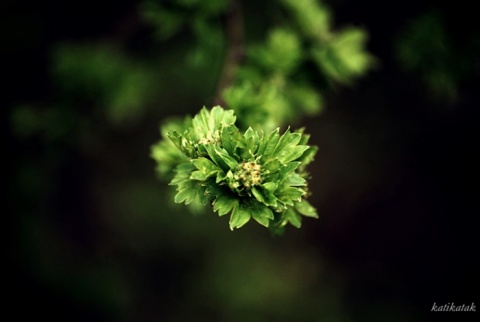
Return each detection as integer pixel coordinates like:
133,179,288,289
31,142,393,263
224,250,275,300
142,0,228,65
142,0,228,40
52,44,155,126
143,0,375,131
224,0,375,130
396,10,480,102
223,27,324,131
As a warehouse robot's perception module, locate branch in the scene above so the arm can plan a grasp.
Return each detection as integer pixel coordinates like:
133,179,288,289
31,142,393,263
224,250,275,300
213,0,245,106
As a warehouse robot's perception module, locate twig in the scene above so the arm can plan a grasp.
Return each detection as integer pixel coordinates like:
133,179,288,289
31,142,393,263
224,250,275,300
213,0,245,106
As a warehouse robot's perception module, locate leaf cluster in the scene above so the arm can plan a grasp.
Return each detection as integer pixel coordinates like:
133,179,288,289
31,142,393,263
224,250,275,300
223,0,376,131
141,0,228,65
142,1,375,132
152,106,318,234
148,0,376,234
395,10,480,101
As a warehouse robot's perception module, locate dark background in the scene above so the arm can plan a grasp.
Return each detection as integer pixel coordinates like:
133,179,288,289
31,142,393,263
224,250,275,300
4,0,479,321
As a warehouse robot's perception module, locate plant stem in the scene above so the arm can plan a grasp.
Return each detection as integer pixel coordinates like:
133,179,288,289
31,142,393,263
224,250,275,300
213,0,245,106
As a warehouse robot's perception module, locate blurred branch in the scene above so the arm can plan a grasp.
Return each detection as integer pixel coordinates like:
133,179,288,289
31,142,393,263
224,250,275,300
213,0,244,106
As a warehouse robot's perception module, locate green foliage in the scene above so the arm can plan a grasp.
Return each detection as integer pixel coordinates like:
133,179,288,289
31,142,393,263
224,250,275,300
223,27,323,131
149,0,376,234
280,0,331,40
152,106,318,234
143,0,375,131
396,12,457,100
221,0,375,131
396,10,479,101
151,118,191,179
142,0,227,65
311,27,374,84
142,0,228,39
52,44,155,127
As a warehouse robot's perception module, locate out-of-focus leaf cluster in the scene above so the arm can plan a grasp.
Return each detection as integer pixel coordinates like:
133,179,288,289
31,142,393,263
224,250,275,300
279,0,375,85
142,0,229,40
141,0,228,65
143,0,375,131
223,28,323,131
396,10,480,101
223,0,376,131
10,44,156,143
52,44,155,127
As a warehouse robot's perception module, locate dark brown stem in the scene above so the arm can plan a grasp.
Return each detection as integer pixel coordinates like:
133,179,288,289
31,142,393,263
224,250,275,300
213,0,245,106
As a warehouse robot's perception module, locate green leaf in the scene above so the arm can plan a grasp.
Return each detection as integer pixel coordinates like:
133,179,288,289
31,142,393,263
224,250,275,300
251,186,277,207
211,105,236,127
191,157,220,180
312,28,375,84
205,144,238,171
264,129,310,163
277,186,304,203
279,145,310,163
229,203,251,230
263,182,278,193
213,193,239,216
284,172,307,186
250,202,274,227
170,162,206,205
258,128,280,158
283,208,302,228
191,106,235,142
288,84,323,115
170,161,195,184
280,0,331,40
196,183,211,205
273,129,301,154
244,127,259,154
191,107,212,139
150,139,188,178
190,170,208,181
174,179,202,205
250,28,301,74
281,161,302,175
263,159,282,173
295,199,318,218
220,125,243,156
192,157,218,171
298,146,318,167
168,131,187,152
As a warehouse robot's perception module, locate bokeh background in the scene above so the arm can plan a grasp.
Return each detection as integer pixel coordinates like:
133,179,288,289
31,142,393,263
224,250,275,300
4,0,479,321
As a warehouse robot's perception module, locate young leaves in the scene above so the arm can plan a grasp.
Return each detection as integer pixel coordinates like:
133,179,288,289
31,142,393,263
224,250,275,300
153,106,318,234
